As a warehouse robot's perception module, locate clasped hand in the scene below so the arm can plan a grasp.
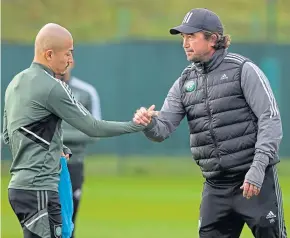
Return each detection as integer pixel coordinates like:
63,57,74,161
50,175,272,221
133,105,158,126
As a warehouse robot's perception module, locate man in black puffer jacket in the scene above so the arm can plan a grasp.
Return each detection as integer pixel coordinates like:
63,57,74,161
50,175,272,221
133,8,287,238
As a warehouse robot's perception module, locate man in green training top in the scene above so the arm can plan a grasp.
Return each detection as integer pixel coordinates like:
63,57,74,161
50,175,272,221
2,23,145,238
60,62,102,237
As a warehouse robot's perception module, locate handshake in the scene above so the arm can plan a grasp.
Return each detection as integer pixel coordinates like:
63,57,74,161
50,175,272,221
133,105,159,126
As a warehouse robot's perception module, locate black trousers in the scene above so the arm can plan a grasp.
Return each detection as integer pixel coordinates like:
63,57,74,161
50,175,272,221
199,165,287,238
8,189,62,238
67,162,84,238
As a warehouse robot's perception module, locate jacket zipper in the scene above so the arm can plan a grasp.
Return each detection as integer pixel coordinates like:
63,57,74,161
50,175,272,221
203,74,220,155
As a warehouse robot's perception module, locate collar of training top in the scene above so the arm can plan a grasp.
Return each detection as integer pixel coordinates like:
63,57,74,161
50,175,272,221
194,48,227,73
31,62,56,77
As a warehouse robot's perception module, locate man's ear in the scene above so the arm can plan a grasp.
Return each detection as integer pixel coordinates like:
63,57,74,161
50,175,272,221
45,49,53,61
210,34,218,47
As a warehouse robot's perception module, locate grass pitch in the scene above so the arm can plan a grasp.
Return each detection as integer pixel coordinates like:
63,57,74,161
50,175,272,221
1,155,289,238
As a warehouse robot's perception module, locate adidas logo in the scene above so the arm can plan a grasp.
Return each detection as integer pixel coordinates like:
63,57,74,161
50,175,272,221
220,74,228,80
266,211,276,219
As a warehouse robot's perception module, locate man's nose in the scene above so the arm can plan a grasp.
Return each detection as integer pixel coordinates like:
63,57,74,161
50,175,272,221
183,38,189,49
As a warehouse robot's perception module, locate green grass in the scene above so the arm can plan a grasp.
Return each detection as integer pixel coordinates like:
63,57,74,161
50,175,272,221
1,155,289,238
2,0,290,43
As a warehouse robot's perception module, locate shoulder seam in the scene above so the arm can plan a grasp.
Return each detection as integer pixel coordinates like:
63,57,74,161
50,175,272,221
46,74,89,116
224,53,247,65
42,71,61,111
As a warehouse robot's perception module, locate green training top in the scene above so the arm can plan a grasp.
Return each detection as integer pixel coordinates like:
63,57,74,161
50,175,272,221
3,62,144,192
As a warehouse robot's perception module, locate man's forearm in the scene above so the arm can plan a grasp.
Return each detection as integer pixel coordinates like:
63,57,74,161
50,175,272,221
241,62,282,160
245,152,270,189
63,129,95,144
142,78,185,142
143,117,174,142
79,120,145,137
